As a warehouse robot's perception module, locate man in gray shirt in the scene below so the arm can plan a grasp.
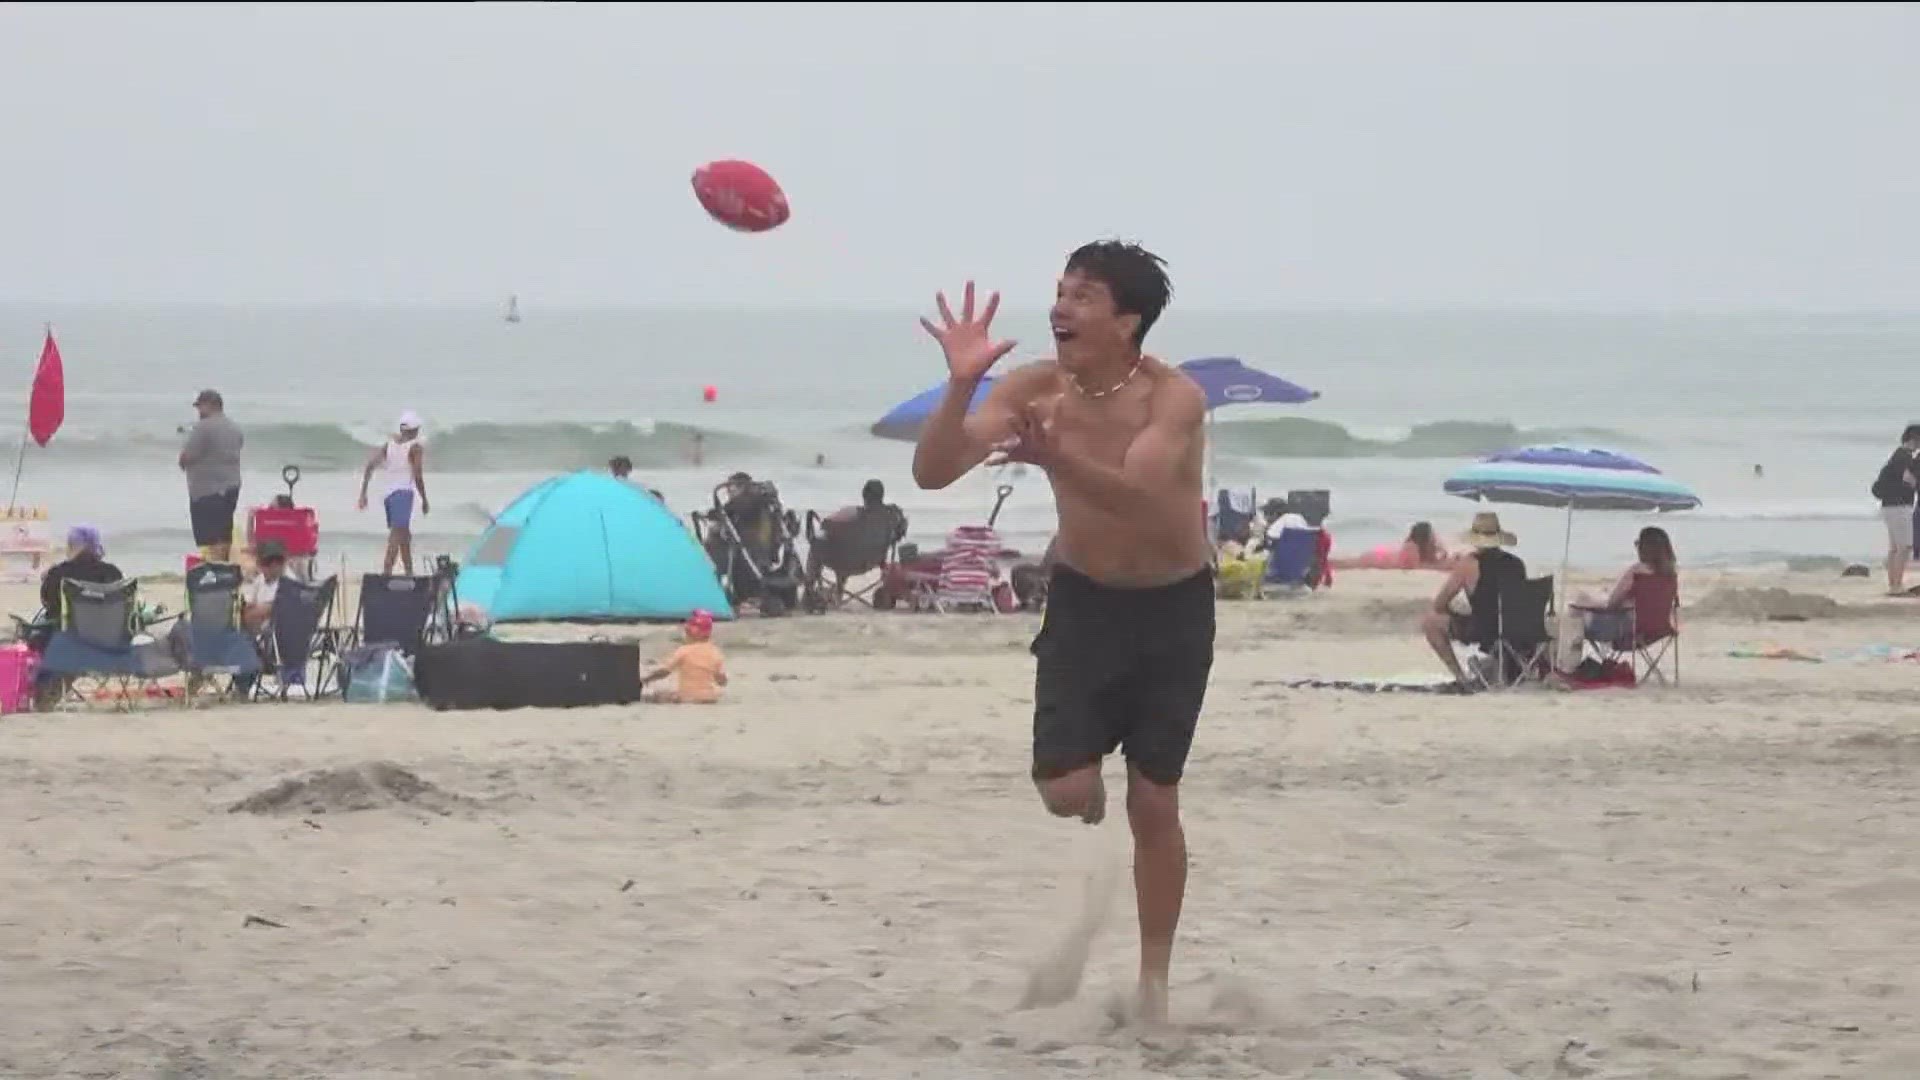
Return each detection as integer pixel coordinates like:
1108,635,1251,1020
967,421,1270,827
180,389,245,561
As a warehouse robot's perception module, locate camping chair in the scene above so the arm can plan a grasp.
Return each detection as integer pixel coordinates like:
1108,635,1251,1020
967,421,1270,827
935,524,1003,613
801,504,908,612
38,578,182,708
253,576,342,701
349,573,448,652
177,562,262,700
1214,488,1256,546
1485,575,1556,689
1578,573,1681,686
1259,527,1322,597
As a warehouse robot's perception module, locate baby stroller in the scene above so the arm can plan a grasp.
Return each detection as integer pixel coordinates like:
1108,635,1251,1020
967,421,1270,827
691,479,805,616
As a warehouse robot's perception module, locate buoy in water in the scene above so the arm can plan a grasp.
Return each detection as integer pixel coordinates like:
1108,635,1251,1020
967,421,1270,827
702,385,718,403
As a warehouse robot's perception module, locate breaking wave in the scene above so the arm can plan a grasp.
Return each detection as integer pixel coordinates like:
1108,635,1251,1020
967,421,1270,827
1211,418,1644,459
31,420,757,472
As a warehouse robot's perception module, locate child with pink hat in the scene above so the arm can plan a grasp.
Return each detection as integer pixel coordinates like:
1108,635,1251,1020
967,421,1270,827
641,609,728,704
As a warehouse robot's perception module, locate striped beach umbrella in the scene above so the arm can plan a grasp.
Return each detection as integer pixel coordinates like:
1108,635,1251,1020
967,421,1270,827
1444,445,1699,590
1443,446,1700,513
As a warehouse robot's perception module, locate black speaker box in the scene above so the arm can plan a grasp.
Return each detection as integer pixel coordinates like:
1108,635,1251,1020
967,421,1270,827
413,639,642,711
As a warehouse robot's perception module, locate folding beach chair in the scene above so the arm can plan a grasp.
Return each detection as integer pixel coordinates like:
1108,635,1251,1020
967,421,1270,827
253,575,342,701
38,578,181,708
1486,575,1556,689
1259,526,1323,597
1580,573,1681,686
348,573,450,652
178,562,261,700
801,504,908,612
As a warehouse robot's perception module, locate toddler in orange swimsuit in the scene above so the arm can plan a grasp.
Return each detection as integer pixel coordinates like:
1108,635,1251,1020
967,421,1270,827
642,609,728,704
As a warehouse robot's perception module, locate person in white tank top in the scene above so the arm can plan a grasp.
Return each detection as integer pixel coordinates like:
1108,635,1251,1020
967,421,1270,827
357,410,430,575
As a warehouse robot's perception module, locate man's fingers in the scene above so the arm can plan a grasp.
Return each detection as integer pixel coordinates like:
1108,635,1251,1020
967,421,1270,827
990,339,1017,363
919,316,943,340
962,281,976,323
979,290,1000,328
935,291,956,328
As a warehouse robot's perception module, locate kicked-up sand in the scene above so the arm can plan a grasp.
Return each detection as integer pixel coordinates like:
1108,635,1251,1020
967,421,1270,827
1,568,1917,1078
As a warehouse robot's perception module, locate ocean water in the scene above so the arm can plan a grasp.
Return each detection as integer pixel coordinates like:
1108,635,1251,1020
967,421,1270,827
0,303,1912,577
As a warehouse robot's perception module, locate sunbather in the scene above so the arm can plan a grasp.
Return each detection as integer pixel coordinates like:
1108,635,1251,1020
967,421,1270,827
641,609,728,704
1334,521,1459,570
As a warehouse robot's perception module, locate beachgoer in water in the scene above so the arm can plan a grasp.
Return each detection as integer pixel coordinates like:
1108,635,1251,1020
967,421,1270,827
609,455,633,480
356,411,430,575
180,389,244,562
1872,424,1919,595
912,240,1210,1021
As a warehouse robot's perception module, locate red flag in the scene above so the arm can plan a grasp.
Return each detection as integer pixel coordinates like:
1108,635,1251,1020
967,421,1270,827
28,328,64,448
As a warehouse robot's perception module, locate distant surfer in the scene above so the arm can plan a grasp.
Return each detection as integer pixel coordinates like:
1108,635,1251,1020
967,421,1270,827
912,241,1211,1022
357,411,430,576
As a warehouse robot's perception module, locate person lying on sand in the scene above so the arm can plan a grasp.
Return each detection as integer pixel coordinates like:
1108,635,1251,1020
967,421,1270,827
1332,521,1461,571
641,609,728,704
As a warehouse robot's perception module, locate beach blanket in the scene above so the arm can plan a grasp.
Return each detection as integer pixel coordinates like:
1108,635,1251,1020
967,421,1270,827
1728,643,1920,664
1259,677,1471,695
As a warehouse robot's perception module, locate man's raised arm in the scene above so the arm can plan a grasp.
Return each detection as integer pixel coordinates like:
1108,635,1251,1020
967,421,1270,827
912,281,1019,490
912,373,1022,490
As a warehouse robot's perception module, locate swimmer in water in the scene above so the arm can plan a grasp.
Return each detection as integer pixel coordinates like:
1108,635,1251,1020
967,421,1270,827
913,241,1210,1022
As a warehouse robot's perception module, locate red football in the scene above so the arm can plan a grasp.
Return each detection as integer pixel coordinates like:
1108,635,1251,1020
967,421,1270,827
691,159,790,233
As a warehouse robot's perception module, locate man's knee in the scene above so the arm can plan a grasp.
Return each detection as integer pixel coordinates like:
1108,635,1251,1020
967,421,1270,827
1125,769,1181,839
1034,764,1100,818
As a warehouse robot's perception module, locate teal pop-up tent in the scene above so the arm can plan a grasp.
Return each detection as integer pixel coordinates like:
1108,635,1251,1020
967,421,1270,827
456,471,732,622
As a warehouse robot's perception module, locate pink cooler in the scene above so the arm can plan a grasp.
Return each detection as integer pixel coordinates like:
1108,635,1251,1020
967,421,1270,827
0,644,38,714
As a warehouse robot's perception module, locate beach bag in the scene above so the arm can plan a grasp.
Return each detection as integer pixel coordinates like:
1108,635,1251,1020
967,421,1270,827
342,644,416,704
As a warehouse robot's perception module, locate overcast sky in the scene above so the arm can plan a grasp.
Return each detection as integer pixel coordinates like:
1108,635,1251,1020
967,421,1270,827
2,2,1917,311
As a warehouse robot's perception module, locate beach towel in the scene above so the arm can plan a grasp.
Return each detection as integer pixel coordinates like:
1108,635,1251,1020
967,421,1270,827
1258,677,1472,695
1727,642,1920,664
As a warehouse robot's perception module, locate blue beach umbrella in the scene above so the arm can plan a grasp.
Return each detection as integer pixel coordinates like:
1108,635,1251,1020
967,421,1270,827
1444,444,1700,585
870,377,1000,442
1178,356,1319,409
1178,356,1319,491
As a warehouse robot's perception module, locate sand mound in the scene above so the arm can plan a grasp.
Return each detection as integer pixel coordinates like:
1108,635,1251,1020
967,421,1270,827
229,762,477,816
1692,587,1842,621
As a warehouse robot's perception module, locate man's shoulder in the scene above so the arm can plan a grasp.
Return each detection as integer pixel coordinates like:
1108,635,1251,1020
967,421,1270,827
1144,358,1207,417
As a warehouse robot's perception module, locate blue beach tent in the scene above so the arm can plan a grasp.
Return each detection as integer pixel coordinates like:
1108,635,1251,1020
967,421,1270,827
456,471,733,622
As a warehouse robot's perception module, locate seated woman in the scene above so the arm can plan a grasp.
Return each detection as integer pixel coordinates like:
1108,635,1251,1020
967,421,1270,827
1577,527,1679,647
1334,521,1458,571
38,525,124,629
641,609,728,704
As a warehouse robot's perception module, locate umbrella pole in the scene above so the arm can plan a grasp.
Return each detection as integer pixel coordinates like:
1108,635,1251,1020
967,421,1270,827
1560,503,1575,596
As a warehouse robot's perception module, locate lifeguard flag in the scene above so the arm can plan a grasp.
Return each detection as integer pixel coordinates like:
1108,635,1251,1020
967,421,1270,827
28,329,64,447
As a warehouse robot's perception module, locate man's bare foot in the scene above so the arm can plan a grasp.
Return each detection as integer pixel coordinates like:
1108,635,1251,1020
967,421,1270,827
1134,977,1169,1024
1081,770,1106,824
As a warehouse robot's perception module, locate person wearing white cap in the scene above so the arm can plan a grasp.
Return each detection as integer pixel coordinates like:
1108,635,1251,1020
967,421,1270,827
356,410,430,574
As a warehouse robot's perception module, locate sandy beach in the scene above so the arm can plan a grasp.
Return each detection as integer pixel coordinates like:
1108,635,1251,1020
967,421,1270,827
1,568,1917,1079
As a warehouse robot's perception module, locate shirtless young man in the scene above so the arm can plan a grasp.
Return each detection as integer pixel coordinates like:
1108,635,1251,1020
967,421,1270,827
912,241,1212,1020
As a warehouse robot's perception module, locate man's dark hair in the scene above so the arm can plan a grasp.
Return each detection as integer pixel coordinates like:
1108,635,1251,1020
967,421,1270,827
1903,424,1920,445
1064,240,1173,346
861,479,885,507
608,455,633,477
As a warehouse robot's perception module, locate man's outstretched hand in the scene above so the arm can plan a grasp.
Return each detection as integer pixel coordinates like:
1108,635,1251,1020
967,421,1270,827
920,281,1016,383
